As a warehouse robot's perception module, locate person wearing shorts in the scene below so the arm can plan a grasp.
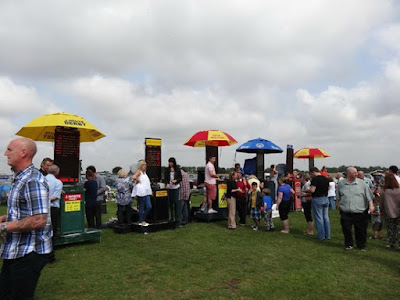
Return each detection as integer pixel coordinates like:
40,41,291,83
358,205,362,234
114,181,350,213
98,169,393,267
247,182,263,231
371,196,383,239
276,177,295,234
200,156,220,213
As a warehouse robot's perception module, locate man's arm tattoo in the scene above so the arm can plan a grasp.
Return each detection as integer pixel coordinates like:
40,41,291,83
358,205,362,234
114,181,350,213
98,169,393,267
16,214,47,232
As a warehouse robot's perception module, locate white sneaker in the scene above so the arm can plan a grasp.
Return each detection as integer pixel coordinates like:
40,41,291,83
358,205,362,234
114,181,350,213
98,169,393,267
199,206,206,212
208,208,218,214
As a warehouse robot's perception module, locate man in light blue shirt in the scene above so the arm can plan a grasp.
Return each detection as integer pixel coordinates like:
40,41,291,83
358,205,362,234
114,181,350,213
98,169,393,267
46,164,63,229
357,171,374,192
45,164,63,263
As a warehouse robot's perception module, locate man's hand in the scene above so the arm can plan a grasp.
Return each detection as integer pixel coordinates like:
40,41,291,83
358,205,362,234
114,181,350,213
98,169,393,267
369,202,375,214
0,215,7,223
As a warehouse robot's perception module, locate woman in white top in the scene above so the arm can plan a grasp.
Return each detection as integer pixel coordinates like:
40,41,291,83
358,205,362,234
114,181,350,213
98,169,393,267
132,160,152,227
328,177,336,210
164,157,182,226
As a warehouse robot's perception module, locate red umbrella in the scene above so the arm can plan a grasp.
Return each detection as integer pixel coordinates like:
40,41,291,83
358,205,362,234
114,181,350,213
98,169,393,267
184,130,238,147
294,147,330,159
294,147,330,170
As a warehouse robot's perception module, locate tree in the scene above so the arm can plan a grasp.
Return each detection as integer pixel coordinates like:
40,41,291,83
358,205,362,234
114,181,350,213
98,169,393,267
112,166,122,175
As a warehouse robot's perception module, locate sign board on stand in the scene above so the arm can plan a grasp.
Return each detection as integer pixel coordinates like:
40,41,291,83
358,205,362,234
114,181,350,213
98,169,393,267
145,138,161,183
54,126,80,183
52,126,101,246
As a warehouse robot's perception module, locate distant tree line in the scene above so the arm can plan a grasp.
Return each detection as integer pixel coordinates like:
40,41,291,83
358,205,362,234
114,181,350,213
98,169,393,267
111,165,234,175
326,166,385,174
111,165,387,176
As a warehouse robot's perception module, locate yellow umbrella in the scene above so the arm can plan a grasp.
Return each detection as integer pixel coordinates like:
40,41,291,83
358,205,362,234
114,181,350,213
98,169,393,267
16,112,105,142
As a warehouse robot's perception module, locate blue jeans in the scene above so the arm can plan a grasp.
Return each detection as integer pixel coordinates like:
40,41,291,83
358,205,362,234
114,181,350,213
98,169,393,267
328,196,336,210
312,197,331,240
138,195,152,223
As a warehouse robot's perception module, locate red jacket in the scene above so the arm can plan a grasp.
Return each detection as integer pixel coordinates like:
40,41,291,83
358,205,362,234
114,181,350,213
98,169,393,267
235,178,249,198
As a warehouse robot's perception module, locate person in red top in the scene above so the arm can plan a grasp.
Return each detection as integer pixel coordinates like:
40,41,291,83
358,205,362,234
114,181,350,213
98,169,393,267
235,171,249,225
320,166,329,178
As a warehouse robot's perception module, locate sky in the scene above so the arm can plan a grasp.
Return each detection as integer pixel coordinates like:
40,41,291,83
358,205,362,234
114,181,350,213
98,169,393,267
0,0,399,174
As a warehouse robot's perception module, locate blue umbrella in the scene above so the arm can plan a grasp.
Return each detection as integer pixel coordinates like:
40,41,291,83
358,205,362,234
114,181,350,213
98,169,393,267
236,138,283,179
236,138,283,154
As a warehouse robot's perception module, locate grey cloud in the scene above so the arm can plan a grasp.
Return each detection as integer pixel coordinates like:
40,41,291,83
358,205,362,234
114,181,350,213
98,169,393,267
0,0,392,90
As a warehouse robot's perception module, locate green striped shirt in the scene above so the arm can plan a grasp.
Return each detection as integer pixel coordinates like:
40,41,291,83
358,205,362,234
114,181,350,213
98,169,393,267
337,178,373,213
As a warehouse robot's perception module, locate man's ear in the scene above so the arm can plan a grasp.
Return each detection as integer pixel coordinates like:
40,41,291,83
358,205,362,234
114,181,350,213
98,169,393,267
20,148,28,158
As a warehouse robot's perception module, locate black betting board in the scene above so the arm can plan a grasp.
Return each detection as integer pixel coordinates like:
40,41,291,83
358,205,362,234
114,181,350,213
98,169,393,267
145,138,161,182
54,126,80,183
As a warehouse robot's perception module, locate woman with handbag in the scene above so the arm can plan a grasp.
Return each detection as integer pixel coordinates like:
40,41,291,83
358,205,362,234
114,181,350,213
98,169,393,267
164,157,182,227
226,171,242,229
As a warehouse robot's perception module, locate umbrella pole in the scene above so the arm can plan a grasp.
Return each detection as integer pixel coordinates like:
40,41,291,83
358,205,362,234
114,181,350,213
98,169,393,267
256,152,264,180
308,157,315,171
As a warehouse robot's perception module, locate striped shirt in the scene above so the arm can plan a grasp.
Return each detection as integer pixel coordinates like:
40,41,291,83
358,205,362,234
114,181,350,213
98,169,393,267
0,165,52,259
179,170,191,201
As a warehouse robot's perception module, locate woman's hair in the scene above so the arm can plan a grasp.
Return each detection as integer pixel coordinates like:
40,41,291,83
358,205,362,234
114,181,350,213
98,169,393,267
278,177,286,184
384,173,400,190
229,171,236,180
302,174,311,181
137,160,147,171
86,170,95,179
117,168,128,178
168,157,178,170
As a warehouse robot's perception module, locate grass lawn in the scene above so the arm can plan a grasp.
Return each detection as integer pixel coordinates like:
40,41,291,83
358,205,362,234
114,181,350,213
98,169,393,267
1,195,400,300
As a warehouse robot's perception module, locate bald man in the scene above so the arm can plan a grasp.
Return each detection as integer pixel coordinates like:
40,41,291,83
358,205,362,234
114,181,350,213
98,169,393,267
337,167,374,251
0,138,52,299
357,170,374,192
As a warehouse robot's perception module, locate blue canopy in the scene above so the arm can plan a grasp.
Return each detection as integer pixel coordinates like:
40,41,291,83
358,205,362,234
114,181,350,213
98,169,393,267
236,138,283,154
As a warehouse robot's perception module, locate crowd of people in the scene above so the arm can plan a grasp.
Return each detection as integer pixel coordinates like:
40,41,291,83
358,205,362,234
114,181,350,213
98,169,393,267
0,137,399,299
217,162,400,254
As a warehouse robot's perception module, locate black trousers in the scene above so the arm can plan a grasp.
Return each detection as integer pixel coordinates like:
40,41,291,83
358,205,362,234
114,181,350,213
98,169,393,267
236,196,247,225
117,204,132,224
48,207,61,262
302,201,313,223
0,252,48,300
340,210,369,249
86,203,102,229
50,207,60,238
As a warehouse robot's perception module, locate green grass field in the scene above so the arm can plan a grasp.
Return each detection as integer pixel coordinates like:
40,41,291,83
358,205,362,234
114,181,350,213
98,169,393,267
1,195,400,299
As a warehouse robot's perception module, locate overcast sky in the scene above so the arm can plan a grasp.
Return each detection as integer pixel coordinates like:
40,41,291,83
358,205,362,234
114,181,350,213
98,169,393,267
0,0,399,174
